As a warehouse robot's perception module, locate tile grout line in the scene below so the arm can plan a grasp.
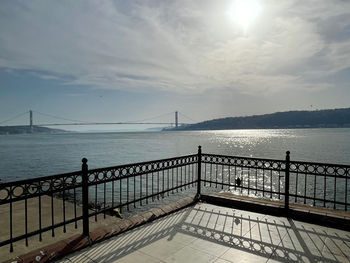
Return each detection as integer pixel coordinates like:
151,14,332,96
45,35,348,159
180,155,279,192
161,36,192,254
138,249,169,263
264,218,298,263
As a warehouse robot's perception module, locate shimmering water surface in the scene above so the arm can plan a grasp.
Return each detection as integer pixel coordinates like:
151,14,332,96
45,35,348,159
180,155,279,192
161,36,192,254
1,128,350,182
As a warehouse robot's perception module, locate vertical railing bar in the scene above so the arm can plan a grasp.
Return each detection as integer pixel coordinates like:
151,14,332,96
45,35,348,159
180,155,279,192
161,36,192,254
241,168,243,194
323,170,326,207
216,164,218,188
134,172,136,207
157,171,160,199
152,172,154,201
146,172,149,204
255,168,258,195
295,172,299,203
176,168,178,193
187,164,190,188
140,174,142,206
120,176,122,212
197,146,202,198
270,170,272,198
25,193,29,245
345,175,348,211
285,151,290,211
95,183,97,222
190,163,192,186
204,163,207,187
262,167,265,197
73,186,77,229
63,187,66,232
234,166,237,191
172,168,174,194
248,168,250,196
104,177,107,217
9,190,13,252
162,169,165,196
180,166,183,191
222,165,224,190
184,165,187,190
277,171,280,200
304,173,307,204
191,163,194,186
334,175,337,210
112,176,115,208
192,163,195,186
210,163,212,187
39,194,42,241
228,165,231,190
167,169,170,196
82,158,89,238
313,173,316,207
127,175,130,211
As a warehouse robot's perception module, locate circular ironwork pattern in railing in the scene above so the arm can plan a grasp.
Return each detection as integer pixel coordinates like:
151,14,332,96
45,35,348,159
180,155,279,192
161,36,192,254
201,154,285,171
289,162,350,177
84,155,198,185
0,172,82,203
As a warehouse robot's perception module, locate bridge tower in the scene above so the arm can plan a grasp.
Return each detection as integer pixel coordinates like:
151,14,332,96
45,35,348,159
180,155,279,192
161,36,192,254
175,111,178,128
29,110,33,133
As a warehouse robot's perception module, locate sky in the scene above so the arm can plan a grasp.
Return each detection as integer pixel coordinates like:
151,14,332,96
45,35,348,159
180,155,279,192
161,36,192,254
0,0,350,131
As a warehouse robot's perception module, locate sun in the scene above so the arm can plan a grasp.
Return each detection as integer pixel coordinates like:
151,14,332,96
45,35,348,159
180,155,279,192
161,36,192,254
228,0,262,32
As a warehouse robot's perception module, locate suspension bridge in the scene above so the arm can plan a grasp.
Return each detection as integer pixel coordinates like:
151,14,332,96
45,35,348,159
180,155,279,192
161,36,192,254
0,110,196,132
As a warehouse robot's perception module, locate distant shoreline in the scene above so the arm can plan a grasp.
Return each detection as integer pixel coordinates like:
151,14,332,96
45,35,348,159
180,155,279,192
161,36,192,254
167,107,350,131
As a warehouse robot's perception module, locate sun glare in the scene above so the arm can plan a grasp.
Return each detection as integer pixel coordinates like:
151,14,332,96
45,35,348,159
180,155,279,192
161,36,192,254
228,0,262,32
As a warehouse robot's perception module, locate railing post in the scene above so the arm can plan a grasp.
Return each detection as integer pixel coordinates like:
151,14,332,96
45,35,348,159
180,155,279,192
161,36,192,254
82,158,89,237
197,146,202,200
285,151,290,212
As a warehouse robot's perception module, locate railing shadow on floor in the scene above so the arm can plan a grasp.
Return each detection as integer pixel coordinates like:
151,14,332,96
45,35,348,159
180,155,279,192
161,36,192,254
60,203,350,263
179,205,350,263
61,207,193,262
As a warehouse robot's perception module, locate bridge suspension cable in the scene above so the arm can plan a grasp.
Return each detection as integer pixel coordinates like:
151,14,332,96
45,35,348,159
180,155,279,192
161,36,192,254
128,111,175,123
32,110,90,124
0,111,29,125
178,112,197,123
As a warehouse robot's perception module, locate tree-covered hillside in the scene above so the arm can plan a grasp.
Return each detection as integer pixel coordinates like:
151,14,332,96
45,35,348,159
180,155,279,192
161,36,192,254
170,108,350,131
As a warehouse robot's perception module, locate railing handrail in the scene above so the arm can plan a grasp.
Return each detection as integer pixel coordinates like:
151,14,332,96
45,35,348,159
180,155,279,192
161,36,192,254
203,152,350,169
202,152,285,164
0,170,81,188
87,153,197,174
290,159,350,169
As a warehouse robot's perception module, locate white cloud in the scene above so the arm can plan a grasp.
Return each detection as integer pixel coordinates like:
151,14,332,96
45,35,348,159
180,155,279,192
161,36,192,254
0,0,349,95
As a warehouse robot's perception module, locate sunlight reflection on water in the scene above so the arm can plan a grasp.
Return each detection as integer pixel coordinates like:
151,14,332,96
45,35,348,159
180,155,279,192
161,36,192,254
0,128,349,181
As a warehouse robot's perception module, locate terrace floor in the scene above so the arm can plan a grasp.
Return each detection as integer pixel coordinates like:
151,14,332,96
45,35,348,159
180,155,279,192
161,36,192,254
56,202,350,263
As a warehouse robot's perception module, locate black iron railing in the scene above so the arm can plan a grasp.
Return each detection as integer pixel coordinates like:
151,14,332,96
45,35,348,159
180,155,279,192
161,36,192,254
200,151,350,211
1,146,349,253
0,154,198,252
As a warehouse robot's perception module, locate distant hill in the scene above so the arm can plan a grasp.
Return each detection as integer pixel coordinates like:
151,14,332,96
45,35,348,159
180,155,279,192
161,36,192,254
168,108,350,131
0,126,69,135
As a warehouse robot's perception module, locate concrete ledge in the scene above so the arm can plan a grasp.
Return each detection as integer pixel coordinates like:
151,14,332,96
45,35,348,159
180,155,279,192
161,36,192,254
3,196,197,263
201,193,350,231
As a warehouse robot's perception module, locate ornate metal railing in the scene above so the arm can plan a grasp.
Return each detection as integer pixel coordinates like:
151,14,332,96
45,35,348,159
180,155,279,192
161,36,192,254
200,151,350,211
0,154,198,252
1,146,349,253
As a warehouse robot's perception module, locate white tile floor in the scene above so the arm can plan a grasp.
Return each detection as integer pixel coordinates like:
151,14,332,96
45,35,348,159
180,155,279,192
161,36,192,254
57,203,350,263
